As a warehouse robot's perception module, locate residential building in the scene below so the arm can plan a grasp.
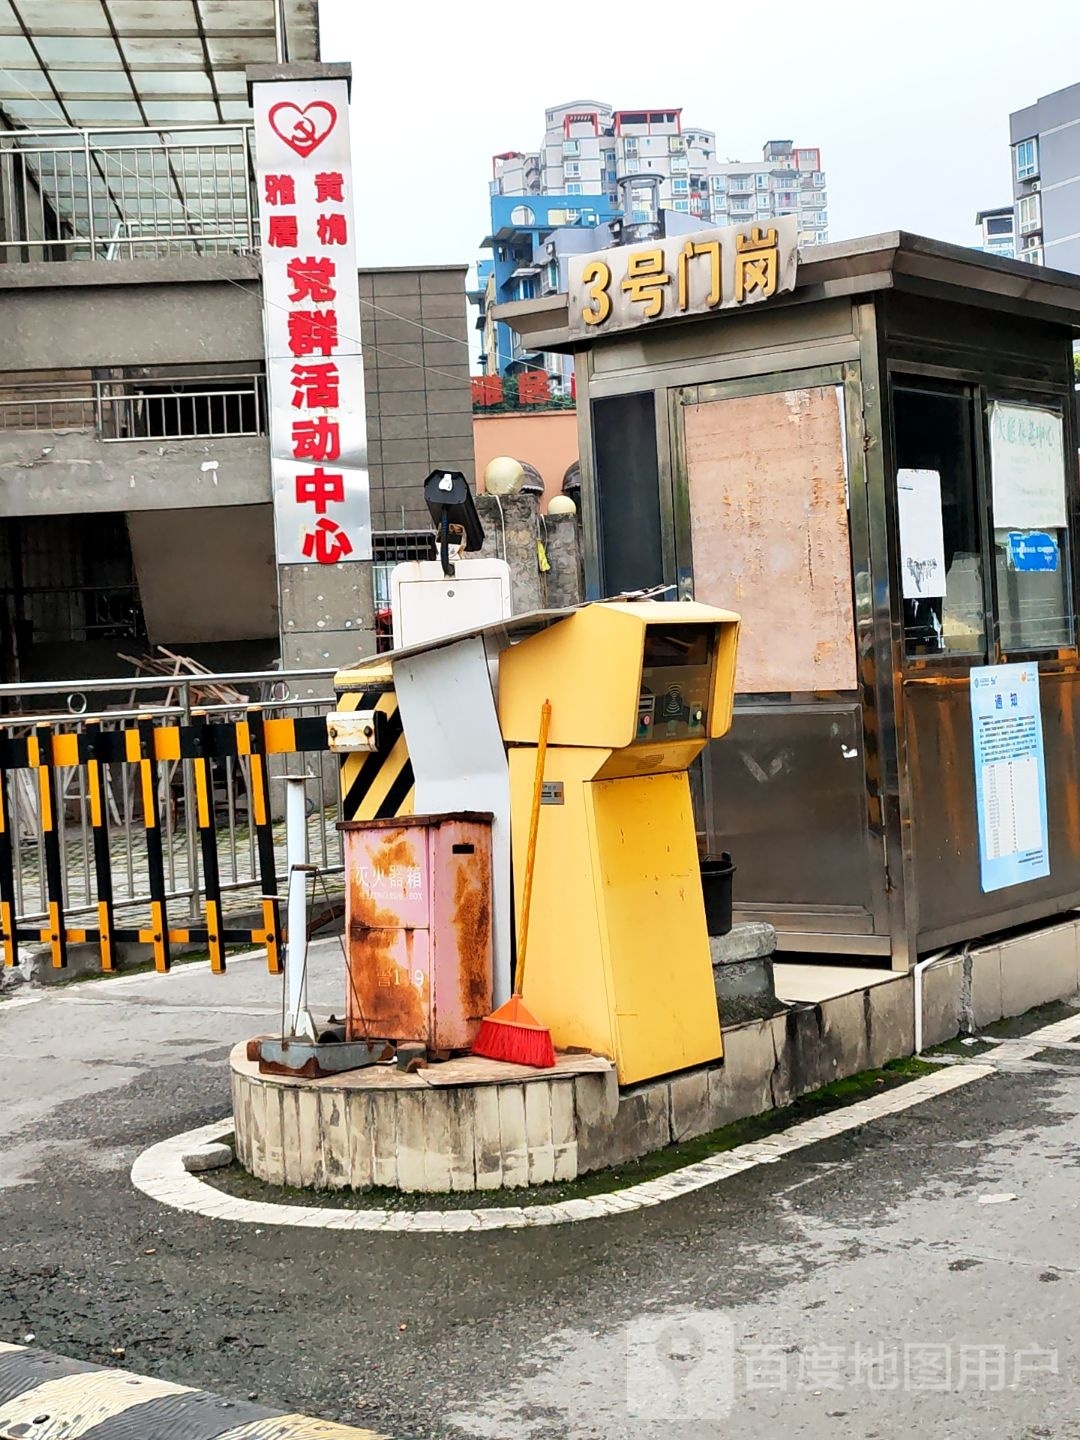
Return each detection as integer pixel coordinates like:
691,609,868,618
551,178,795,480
477,101,828,379
975,206,1016,259
490,103,828,243
0,2,473,685
472,191,621,388
1009,81,1080,270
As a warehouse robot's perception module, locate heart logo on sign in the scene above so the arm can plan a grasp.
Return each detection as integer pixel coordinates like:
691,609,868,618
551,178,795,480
268,101,337,158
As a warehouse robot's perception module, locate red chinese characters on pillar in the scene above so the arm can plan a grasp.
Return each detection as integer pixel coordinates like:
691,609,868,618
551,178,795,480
267,214,299,247
287,308,338,357
295,467,345,514
316,212,348,246
302,516,353,564
258,135,359,563
291,416,341,461
290,362,339,409
314,171,344,203
264,174,296,206
286,255,337,303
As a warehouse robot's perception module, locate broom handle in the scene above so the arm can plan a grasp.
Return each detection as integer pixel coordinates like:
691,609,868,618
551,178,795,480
513,699,551,996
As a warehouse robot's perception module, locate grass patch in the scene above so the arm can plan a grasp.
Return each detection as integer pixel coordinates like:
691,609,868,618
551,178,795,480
204,1055,935,1213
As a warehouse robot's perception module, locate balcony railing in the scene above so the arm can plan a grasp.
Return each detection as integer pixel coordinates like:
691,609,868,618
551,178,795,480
0,125,256,263
0,374,266,441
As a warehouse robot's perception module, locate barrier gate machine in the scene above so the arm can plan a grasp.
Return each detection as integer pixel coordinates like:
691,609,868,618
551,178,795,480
324,598,740,1085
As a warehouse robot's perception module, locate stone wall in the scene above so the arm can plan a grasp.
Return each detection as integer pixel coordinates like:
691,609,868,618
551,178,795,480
475,492,584,613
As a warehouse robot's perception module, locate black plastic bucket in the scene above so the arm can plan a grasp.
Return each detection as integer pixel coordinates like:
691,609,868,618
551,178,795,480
700,853,735,937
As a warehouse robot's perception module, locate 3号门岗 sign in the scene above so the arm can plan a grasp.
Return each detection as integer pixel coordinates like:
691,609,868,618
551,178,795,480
252,73,371,564
567,216,799,340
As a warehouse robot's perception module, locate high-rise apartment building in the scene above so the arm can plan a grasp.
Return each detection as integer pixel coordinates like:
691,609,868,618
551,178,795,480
476,100,828,380
1009,81,1080,271
492,101,828,244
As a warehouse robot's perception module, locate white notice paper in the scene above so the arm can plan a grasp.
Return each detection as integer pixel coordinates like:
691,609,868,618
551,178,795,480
897,468,947,599
990,402,1066,530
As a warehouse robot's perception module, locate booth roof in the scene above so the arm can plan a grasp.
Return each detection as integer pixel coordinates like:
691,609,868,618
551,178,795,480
492,230,1080,353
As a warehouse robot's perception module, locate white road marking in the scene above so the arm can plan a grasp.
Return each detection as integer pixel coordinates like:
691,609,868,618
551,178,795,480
129,1008,1080,1233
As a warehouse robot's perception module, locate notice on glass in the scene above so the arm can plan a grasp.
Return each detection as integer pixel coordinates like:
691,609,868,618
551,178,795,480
897,468,947,598
970,663,1050,892
989,403,1066,530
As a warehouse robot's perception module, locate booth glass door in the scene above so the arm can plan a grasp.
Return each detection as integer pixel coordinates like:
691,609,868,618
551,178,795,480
672,366,887,947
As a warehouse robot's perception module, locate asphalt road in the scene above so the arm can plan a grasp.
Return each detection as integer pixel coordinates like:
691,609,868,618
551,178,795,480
2,944,1079,1439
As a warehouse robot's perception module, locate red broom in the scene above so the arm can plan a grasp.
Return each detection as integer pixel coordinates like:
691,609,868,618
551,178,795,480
473,699,556,1069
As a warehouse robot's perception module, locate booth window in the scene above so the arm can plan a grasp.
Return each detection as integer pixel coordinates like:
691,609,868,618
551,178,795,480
593,392,664,596
988,400,1073,652
893,384,984,657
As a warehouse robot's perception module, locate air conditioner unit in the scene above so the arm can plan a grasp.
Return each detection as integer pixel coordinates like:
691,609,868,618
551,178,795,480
1031,180,1041,192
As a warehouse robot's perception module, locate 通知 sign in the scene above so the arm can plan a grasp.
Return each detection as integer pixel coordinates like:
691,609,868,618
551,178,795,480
970,663,1050,892
567,216,798,340
252,74,371,564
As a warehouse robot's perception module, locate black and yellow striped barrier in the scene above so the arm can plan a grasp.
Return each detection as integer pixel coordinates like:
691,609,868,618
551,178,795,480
0,1342,388,1438
333,668,414,824
0,709,331,978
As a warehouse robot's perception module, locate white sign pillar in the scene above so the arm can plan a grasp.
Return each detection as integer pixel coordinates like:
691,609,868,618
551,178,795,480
251,63,370,566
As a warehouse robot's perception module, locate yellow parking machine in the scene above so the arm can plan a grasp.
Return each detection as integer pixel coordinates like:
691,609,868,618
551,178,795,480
498,601,740,1085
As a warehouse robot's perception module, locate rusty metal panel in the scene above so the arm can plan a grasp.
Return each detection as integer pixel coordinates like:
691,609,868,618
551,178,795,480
430,817,494,1048
343,813,493,1051
683,387,857,694
344,822,431,1043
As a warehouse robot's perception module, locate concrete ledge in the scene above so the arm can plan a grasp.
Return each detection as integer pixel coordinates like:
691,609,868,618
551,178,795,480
230,916,1080,1195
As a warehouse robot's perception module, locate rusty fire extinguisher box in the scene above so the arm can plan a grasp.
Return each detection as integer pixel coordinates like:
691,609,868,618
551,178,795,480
340,812,494,1052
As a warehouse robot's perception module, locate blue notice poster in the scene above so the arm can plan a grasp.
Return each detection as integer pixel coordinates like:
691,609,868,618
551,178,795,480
970,663,1050,892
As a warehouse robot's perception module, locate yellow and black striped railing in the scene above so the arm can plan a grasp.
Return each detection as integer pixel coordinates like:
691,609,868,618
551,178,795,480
0,709,331,978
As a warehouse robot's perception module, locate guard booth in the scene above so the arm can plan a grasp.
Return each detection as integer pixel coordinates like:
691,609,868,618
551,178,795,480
495,229,1080,969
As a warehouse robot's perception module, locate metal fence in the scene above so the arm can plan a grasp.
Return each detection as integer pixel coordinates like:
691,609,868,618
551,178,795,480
0,125,256,262
0,374,266,441
0,668,341,974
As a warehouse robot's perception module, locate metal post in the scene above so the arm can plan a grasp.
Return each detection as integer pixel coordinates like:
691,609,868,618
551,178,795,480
180,678,199,922
283,775,316,1040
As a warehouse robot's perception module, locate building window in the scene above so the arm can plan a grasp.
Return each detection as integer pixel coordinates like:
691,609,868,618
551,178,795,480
813,171,825,187
670,154,689,173
669,135,686,153
672,178,689,194
563,139,580,156
675,200,690,212
1018,192,1041,234
1020,246,1043,265
1015,137,1039,181
711,175,726,192
729,175,752,192
564,161,580,177
566,182,583,195
728,196,752,213
624,138,638,156
755,172,769,189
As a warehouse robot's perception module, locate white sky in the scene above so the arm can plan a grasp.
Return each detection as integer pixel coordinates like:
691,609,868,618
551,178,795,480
319,0,1080,274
